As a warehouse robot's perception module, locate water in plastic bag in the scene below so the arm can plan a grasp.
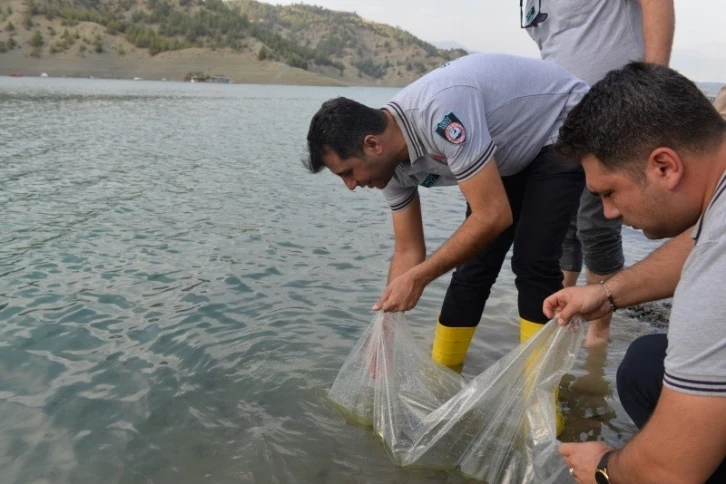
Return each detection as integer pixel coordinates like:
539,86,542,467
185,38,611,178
328,312,585,483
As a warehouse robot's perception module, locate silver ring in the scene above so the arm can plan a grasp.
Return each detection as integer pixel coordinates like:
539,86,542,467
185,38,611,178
569,467,574,475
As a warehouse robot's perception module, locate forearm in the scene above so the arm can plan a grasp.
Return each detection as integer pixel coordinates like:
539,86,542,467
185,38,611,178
606,229,692,309
608,389,725,484
417,211,509,283
608,402,682,483
608,440,679,484
639,0,675,65
388,249,425,284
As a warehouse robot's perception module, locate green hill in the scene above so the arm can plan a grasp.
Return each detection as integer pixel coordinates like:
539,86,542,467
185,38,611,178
0,0,468,85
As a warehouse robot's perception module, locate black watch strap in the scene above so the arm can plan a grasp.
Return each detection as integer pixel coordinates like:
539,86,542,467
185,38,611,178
595,451,613,484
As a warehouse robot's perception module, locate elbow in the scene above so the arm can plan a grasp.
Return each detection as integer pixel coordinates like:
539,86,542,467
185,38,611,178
393,245,426,263
497,206,514,233
468,205,513,238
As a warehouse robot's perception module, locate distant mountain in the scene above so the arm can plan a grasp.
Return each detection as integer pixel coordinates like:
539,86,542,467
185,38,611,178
0,0,468,85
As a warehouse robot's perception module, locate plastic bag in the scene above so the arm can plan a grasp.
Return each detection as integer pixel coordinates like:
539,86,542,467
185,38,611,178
328,312,585,483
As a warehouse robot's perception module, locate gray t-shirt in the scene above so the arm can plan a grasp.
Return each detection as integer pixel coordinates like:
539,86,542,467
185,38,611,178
381,53,588,212
664,171,726,397
523,0,645,86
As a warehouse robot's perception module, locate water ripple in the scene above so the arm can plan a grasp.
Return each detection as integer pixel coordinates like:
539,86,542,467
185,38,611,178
0,78,665,483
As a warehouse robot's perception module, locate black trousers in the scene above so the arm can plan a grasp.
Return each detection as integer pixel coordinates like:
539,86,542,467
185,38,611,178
617,334,726,482
439,146,584,327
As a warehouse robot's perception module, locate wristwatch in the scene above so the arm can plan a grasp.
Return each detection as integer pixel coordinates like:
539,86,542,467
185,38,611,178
595,451,613,484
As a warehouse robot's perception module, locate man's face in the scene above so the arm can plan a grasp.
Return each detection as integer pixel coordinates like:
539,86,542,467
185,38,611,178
582,154,689,239
323,149,396,191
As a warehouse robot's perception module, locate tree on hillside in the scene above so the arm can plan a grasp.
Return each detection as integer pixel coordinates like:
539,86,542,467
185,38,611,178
30,30,44,47
258,46,269,60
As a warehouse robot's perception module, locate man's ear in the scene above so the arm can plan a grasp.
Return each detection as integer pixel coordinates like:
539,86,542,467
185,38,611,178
646,147,684,190
363,134,384,156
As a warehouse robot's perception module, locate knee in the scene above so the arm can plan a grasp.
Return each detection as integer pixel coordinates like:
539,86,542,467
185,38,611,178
449,266,498,289
512,251,560,280
580,228,625,275
617,334,667,393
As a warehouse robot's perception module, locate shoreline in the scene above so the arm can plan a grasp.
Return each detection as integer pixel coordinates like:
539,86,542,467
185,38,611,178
0,49,410,88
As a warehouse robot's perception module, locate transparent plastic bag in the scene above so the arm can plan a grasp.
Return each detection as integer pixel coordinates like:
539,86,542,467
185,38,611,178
328,312,585,483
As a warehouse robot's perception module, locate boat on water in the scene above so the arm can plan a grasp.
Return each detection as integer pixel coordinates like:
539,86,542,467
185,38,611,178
40,72,49,77
8,72,23,77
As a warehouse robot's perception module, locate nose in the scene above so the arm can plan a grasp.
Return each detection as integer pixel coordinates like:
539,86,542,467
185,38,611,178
602,199,620,220
344,176,357,191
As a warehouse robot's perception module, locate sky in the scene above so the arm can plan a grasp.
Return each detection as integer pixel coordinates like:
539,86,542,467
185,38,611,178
262,0,726,83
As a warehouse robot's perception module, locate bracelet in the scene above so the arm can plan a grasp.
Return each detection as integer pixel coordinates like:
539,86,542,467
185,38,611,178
600,280,617,313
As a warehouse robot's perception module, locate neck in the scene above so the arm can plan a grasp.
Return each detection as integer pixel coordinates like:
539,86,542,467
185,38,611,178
382,109,410,164
698,135,726,213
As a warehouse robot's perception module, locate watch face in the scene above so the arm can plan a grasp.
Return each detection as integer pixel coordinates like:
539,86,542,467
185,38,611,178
595,470,610,484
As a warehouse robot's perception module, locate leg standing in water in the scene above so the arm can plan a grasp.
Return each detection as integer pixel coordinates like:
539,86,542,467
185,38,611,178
521,0,675,347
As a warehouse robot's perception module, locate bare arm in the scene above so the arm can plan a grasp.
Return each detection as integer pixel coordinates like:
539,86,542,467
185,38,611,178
416,159,513,285
606,227,692,308
544,228,693,323
608,388,726,483
560,388,726,482
387,194,426,283
373,159,512,312
638,0,675,65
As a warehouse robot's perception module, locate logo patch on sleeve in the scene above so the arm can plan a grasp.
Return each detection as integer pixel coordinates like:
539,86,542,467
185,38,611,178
435,112,467,145
420,174,440,188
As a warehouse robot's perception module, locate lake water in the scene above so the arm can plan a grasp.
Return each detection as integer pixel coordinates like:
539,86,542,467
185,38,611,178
0,77,670,483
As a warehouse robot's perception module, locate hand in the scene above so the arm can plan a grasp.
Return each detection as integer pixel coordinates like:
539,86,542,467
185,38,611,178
559,441,614,484
372,267,428,312
543,284,611,326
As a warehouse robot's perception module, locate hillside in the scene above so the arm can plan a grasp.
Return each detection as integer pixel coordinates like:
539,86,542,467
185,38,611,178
0,0,468,85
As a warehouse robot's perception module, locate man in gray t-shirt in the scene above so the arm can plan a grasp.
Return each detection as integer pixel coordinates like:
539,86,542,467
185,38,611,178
544,63,726,483
522,0,675,347
304,53,587,380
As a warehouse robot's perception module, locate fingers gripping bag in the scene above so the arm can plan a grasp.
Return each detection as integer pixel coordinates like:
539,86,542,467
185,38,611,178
328,312,585,483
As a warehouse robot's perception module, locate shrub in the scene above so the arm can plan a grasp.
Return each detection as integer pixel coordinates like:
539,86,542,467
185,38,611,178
30,30,43,47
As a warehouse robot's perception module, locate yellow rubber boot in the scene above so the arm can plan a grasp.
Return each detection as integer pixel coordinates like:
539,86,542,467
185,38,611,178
520,318,565,437
431,319,476,368
519,318,543,344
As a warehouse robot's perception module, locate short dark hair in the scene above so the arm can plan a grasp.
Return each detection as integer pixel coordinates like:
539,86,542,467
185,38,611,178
304,97,388,173
556,62,726,173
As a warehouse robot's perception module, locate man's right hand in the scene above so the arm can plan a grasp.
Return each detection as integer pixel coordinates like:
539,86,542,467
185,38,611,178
543,284,611,325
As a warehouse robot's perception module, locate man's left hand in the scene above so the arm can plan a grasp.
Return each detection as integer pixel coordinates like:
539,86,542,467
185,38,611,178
372,268,428,312
559,441,614,484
